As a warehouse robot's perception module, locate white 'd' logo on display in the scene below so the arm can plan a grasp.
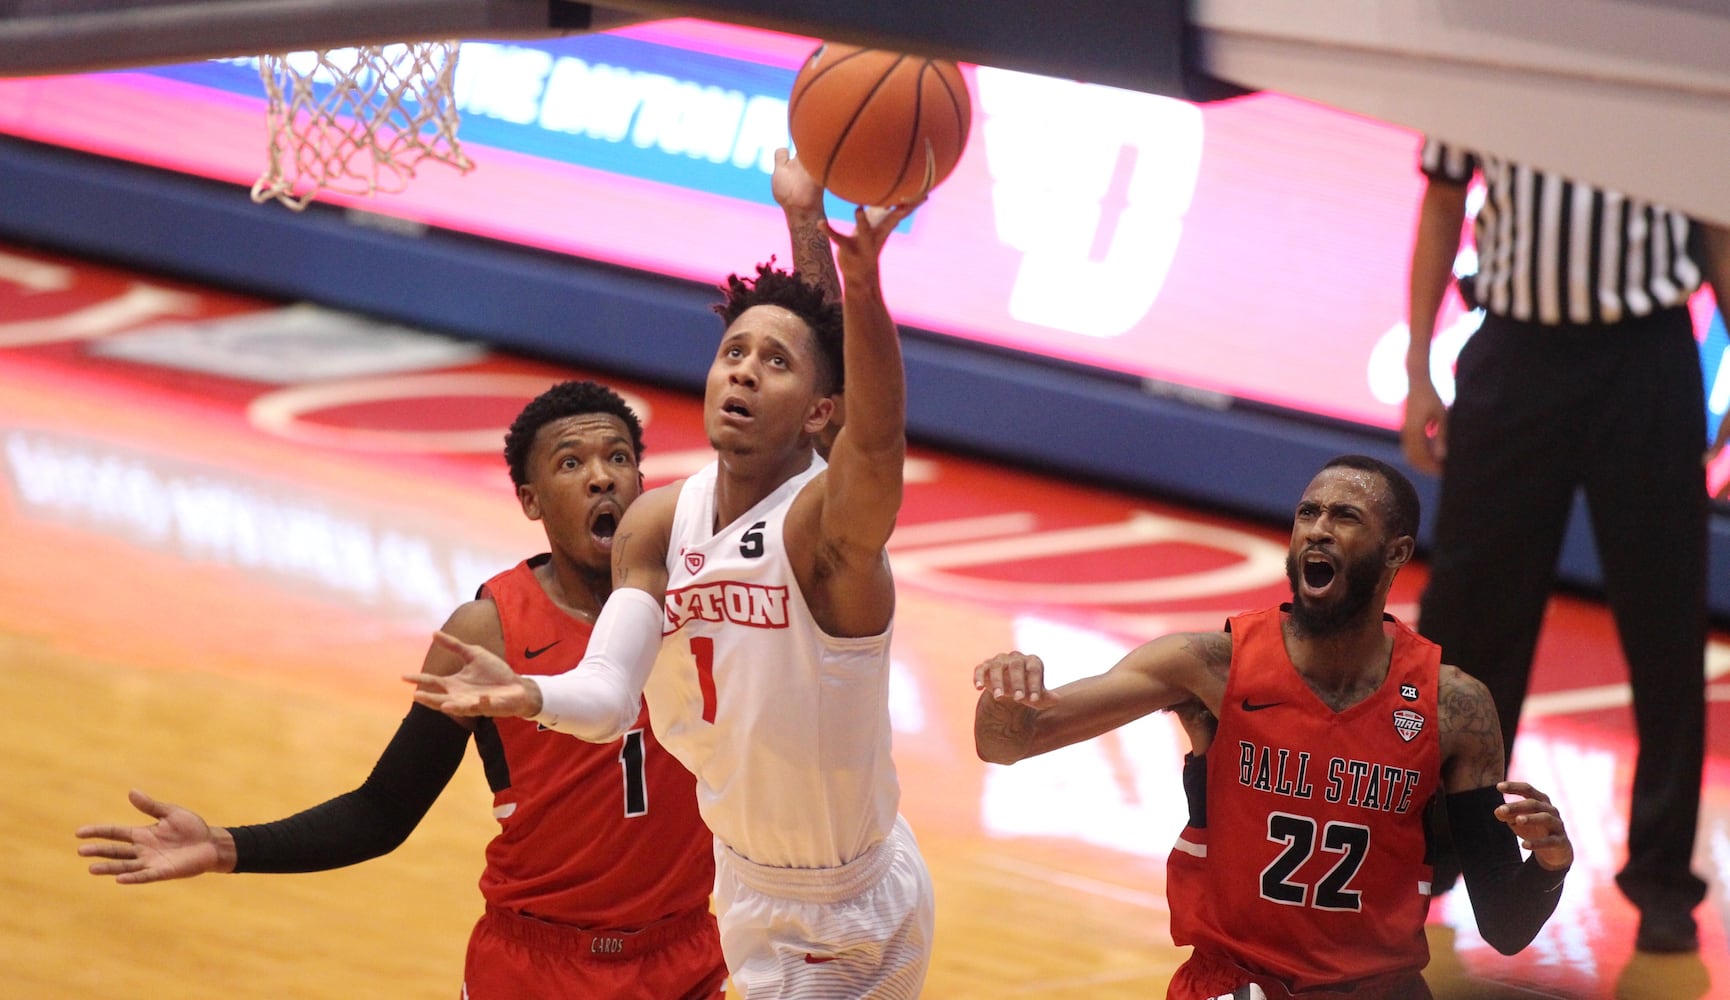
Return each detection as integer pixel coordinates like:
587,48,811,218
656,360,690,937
976,68,1203,338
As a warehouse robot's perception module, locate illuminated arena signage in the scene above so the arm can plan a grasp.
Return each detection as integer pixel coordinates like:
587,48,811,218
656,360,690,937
0,20,1721,446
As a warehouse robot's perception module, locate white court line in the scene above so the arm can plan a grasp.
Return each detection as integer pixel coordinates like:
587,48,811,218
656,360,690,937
1524,639,1730,718
889,512,1037,549
973,852,1169,912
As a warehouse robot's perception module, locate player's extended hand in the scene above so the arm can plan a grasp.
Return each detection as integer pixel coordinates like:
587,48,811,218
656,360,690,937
1401,375,1449,476
75,788,231,884
972,651,1057,765
1495,780,1573,871
771,147,825,216
973,651,1057,708
404,632,542,718
828,200,920,278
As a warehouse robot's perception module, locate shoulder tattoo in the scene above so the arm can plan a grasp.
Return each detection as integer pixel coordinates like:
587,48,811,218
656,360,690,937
1440,667,1505,785
1183,631,1233,680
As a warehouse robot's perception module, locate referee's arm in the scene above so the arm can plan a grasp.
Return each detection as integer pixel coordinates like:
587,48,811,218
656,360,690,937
1403,175,1470,474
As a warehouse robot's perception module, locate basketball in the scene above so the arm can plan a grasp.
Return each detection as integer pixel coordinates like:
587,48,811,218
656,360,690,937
788,43,972,207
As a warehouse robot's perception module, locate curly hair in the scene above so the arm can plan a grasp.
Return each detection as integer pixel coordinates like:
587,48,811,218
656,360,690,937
712,260,845,395
504,380,645,488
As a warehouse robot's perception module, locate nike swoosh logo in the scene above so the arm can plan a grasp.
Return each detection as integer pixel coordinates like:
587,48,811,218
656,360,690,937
1241,698,1282,712
524,641,560,659
803,954,837,965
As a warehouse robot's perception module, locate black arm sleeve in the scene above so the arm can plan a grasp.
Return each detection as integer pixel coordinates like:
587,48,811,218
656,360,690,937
1449,785,1569,955
229,704,470,873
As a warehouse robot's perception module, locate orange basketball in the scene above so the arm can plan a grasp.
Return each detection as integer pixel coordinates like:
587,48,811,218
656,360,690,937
788,43,972,207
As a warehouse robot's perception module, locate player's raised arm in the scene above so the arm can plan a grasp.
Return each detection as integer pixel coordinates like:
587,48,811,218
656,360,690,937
974,631,1231,765
773,148,841,303
816,203,918,558
88,599,489,883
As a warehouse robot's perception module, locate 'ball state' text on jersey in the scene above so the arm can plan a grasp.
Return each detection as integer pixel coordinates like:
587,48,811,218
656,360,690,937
1235,742,1424,814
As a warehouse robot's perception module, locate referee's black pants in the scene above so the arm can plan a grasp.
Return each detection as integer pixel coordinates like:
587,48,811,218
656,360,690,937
1418,305,1708,915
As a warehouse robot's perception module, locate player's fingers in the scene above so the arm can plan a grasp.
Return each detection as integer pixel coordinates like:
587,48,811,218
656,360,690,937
86,857,143,877
1494,800,1554,823
430,630,475,658
76,840,137,858
115,866,169,885
127,788,172,820
74,824,133,842
984,653,1036,699
1017,655,1047,703
774,146,789,166
410,689,452,713
1496,780,1551,803
1518,823,1567,844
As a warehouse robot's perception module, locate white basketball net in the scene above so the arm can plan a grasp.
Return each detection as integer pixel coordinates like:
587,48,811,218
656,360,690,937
252,42,474,211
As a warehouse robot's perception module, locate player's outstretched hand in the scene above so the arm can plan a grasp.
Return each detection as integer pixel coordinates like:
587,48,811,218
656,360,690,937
828,201,920,274
405,632,541,718
974,651,1057,708
76,788,231,884
1495,780,1573,871
771,147,825,216
973,650,1057,765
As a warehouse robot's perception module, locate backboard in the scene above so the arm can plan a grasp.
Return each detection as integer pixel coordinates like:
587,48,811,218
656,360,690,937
0,0,608,76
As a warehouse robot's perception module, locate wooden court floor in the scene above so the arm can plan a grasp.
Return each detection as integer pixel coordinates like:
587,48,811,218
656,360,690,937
2,245,1727,998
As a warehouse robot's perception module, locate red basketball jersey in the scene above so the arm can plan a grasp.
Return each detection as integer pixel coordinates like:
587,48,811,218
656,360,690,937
477,557,713,929
1167,606,1443,990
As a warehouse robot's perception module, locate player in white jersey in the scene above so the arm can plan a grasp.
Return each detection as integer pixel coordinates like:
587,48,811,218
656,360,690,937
410,190,934,999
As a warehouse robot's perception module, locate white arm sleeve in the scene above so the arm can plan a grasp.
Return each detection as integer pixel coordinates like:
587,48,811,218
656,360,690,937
532,587,664,742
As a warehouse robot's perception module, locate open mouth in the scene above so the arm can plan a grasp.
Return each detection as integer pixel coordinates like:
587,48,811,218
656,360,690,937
722,401,752,418
1301,556,1336,592
589,509,619,545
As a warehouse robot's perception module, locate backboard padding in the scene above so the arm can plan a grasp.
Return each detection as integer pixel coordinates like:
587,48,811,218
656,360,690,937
0,0,603,76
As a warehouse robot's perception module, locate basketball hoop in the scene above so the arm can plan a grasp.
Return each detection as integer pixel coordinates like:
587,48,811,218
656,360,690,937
251,42,474,211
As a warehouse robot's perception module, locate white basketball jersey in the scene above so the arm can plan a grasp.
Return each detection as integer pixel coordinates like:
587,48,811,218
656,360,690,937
647,458,901,870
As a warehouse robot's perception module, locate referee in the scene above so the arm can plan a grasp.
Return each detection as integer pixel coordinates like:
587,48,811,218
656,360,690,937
1401,137,1730,954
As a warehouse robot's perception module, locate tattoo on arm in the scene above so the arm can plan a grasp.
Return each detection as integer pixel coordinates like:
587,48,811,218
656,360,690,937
613,530,633,587
793,224,841,303
1441,669,1505,788
1182,632,1233,679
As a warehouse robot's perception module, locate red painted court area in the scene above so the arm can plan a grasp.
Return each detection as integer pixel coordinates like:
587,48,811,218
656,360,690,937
3,241,1726,997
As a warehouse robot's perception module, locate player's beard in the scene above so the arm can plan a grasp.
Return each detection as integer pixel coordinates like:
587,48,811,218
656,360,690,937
1285,548,1382,636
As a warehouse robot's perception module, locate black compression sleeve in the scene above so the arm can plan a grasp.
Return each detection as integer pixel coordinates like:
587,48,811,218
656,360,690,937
230,704,470,873
1448,785,1569,954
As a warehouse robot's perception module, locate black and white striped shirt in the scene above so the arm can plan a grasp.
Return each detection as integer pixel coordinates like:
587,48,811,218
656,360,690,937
1421,137,1702,326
